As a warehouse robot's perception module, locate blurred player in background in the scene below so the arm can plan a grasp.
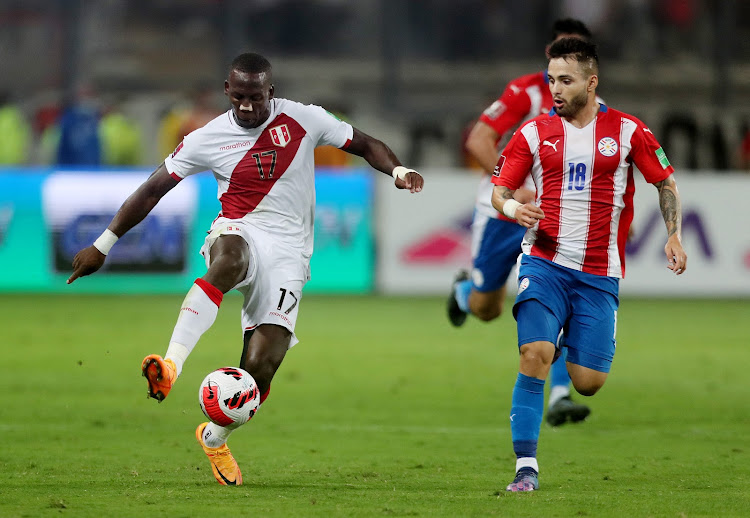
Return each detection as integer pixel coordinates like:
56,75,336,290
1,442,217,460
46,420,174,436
67,52,424,486
492,38,686,491
448,19,594,427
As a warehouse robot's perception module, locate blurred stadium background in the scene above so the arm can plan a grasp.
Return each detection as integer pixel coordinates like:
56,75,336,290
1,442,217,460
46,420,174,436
1,0,749,297
2,3,750,515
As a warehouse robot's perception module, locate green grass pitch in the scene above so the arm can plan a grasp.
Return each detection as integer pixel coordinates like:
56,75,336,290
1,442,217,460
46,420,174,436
1,294,748,517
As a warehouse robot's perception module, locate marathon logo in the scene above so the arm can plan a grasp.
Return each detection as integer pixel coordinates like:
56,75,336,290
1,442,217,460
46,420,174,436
220,141,253,151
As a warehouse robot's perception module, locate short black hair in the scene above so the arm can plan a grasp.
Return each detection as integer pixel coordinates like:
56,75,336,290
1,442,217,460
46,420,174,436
548,37,599,75
551,18,593,41
230,53,272,76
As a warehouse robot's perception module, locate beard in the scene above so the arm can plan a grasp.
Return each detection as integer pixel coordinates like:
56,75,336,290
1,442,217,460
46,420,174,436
556,89,588,118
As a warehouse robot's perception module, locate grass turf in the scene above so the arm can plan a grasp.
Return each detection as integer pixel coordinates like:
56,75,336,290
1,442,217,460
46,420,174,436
1,294,748,517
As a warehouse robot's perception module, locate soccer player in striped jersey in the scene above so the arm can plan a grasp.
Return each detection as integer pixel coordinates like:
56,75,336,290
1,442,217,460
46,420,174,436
448,19,594,427
67,52,424,486
492,38,687,491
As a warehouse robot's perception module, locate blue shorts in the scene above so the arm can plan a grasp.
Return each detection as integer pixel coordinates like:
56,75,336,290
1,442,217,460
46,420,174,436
470,213,526,293
513,254,620,373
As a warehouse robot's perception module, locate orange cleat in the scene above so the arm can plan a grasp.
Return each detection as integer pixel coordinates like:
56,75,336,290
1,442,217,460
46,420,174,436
196,422,242,486
141,354,176,402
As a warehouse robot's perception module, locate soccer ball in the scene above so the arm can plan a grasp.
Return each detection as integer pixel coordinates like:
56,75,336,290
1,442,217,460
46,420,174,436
199,367,260,429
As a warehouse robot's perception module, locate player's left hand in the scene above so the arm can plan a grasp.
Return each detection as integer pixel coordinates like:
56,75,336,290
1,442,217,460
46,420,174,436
395,171,423,193
665,234,687,275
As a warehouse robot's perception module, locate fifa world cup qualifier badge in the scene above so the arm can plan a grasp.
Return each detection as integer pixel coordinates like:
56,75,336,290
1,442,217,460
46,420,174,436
655,147,671,169
518,277,530,294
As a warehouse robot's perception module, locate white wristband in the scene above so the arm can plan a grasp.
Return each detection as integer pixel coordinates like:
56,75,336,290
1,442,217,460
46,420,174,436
93,229,118,255
392,166,415,180
502,199,522,220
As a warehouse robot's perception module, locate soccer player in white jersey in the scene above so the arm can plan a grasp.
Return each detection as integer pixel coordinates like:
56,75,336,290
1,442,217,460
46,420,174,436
67,52,424,486
492,38,687,491
448,18,594,428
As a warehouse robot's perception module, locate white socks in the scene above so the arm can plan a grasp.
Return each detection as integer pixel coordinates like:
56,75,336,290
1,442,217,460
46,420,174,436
203,422,234,448
165,279,223,377
516,457,539,473
548,384,571,408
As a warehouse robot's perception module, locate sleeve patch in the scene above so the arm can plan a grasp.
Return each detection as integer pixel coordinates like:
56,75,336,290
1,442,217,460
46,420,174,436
493,154,507,177
325,110,342,121
655,147,671,169
483,100,505,120
171,141,184,158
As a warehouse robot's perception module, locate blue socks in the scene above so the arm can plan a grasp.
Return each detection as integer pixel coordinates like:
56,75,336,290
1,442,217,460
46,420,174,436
455,279,472,313
510,373,545,458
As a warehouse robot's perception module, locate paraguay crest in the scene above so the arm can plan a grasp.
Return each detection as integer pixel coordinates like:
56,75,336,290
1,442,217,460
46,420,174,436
269,124,291,147
597,137,618,157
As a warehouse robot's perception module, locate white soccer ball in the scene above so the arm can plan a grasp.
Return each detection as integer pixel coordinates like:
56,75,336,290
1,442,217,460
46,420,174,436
199,367,260,429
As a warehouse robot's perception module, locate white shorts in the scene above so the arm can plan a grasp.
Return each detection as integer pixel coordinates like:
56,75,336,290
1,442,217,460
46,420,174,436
200,217,309,348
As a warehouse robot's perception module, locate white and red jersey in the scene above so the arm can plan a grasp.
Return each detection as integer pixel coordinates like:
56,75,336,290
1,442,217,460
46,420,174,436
492,104,674,278
165,98,353,261
475,71,551,221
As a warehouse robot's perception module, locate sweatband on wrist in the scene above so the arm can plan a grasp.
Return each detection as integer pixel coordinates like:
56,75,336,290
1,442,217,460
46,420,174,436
93,229,118,255
392,166,415,180
502,199,522,220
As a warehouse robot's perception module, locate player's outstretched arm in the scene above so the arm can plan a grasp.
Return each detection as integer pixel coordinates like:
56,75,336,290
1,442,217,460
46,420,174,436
653,173,687,275
345,128,423,193
67,164,179,284
492,184,544,228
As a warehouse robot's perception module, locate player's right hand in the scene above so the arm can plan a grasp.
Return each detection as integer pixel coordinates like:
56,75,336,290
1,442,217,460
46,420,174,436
395,170,424,193
67,246,106,284
515,204,545,228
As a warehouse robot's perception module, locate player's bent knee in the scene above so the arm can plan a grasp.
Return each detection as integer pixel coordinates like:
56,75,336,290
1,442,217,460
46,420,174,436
469,292,503,321
573,383,601,397
569,368,608,396
473,305,500,322
207,251,250,291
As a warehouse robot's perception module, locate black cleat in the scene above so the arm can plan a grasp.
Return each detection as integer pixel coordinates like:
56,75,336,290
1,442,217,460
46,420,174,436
447,269,470,327
546,396,591,427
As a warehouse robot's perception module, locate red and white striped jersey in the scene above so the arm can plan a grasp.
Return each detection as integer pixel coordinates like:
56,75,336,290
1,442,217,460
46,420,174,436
475,71,551,221
165,98,353,260
479,71,552,141
492,104,674,278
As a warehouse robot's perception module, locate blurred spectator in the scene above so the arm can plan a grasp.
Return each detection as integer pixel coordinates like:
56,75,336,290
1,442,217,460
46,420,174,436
158,101,189,158
157,86,221,159
30,95,62,165
0,91,32,165
739,123,750,170
56,83,102,166
99,97,143,166
177,84,222,142
653,0,698,55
